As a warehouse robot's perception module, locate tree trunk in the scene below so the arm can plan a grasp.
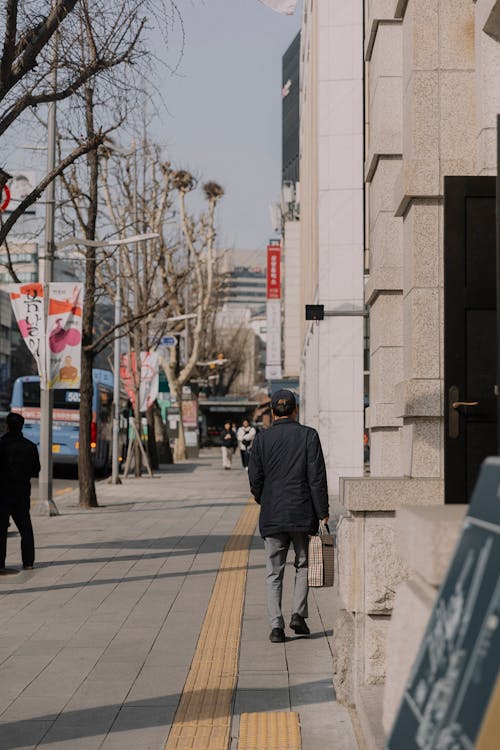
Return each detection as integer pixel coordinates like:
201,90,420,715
153,401,173,464
78,84,99,508
147,405,159,470
174,385,186,461
79,344,97,507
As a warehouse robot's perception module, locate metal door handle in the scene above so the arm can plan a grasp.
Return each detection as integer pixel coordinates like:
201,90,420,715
452,401,479,409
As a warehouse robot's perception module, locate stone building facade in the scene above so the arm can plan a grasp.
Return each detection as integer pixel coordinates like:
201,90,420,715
294,1,500,747
298,0,365,493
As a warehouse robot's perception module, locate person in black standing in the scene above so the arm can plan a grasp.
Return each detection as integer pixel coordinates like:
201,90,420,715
0,412,40,574
249,390,329,643
220,420,237,469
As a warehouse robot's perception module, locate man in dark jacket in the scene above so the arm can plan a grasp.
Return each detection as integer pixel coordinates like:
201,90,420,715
249,389,329,643
0,412,40,573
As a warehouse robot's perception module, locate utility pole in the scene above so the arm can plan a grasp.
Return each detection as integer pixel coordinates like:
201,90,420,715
37,35,59,516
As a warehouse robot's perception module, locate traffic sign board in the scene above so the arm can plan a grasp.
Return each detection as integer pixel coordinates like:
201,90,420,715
161,335,177,347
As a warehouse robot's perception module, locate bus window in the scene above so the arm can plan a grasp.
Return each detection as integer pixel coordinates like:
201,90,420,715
21,382,80,410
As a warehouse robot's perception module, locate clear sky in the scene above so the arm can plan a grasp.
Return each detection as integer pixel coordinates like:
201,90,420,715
152,0,301,252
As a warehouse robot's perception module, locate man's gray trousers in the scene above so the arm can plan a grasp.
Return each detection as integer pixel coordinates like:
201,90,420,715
264,532,309,629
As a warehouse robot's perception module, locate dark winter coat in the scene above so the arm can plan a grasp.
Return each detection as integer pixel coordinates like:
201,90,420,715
220,427,237,449
0,432,41,504
248,418,329,537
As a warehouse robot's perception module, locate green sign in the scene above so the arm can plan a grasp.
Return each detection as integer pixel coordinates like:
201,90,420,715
159,370,170,393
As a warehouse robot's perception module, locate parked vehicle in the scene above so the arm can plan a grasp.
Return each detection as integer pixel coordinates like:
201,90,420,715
10,369,127,473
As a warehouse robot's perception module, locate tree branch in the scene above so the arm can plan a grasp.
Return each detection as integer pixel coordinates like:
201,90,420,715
0,131,106,258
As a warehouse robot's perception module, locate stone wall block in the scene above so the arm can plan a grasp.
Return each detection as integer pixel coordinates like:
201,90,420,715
403,70,439,162
370,77,403,157
382,577,437,733
366,404,403,429
402,0,439,92
365,614,391,684
394,377,443,418
439,0,475,70
370,428,402,476
332,608,356,707
439,70,476,177
337,514,364,612
371,210,403,276
370,292,403,353
403,287,440,380
403,201,439,291
407,417,442,478
370,347,404,405
364,512,409,613
396,505,467,585
369,157,401,226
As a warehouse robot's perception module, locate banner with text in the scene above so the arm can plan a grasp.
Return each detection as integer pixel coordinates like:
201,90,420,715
7,283,47,386
120,351,159,412
266,299,282,380
47,283,83,389
267,244,281,299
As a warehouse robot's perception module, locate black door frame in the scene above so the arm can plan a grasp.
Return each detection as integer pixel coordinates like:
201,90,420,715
444,175,497,503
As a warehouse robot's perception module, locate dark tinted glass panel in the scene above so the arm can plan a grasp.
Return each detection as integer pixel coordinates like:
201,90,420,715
466,310,496,399
465,197,496,289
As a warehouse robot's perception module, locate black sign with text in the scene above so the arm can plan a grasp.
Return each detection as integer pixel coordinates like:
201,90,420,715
387,458,500,749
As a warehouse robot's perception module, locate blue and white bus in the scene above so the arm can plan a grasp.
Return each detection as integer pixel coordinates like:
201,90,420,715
10,369,127,472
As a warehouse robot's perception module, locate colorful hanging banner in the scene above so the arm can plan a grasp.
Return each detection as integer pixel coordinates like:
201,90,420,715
120,351,159,412
7,283,47,386
47,283,83,389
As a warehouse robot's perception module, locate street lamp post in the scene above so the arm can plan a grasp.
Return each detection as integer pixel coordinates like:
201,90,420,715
58,232,160,484
37,40,59,517
111,246,122,484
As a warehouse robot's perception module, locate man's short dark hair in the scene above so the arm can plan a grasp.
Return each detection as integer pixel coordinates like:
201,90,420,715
7,412,24,432
271,389,297,417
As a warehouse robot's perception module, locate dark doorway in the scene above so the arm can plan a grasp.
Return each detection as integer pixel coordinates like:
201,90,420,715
444,176,497,503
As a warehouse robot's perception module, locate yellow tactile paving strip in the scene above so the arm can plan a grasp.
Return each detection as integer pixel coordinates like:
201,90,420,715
237,712,302,750
164,501,259,750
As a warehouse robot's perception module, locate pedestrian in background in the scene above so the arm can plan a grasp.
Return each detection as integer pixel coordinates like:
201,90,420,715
237,419,256,470
220,421,237,470
0,412,40,574
249,390,329,643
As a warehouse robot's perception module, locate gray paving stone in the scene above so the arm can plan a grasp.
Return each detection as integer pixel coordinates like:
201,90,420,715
0,452,358,750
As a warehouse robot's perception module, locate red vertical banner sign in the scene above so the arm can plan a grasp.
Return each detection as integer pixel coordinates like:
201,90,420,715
267,245,281,299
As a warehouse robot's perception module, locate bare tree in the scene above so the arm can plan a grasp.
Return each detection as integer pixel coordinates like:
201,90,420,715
54,1,178,506
99,141,226,463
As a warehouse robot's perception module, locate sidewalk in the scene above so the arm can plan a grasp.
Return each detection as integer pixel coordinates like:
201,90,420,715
0,450,358,750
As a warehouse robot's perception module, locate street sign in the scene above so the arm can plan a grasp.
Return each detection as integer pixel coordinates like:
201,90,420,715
161,335,177,347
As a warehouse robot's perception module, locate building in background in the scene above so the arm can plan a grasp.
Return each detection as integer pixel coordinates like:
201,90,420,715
281,31,301,380
219,249,267,314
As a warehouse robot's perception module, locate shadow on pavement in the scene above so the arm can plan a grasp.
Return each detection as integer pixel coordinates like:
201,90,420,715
39,533,257,553
0,563,265,596
0,681,332,749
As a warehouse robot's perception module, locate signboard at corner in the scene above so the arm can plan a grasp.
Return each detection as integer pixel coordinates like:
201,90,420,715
387,457,500,750
267,244,281,299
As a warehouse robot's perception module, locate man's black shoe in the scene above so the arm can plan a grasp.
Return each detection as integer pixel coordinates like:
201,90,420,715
289,613,310,636
269,627,285,643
